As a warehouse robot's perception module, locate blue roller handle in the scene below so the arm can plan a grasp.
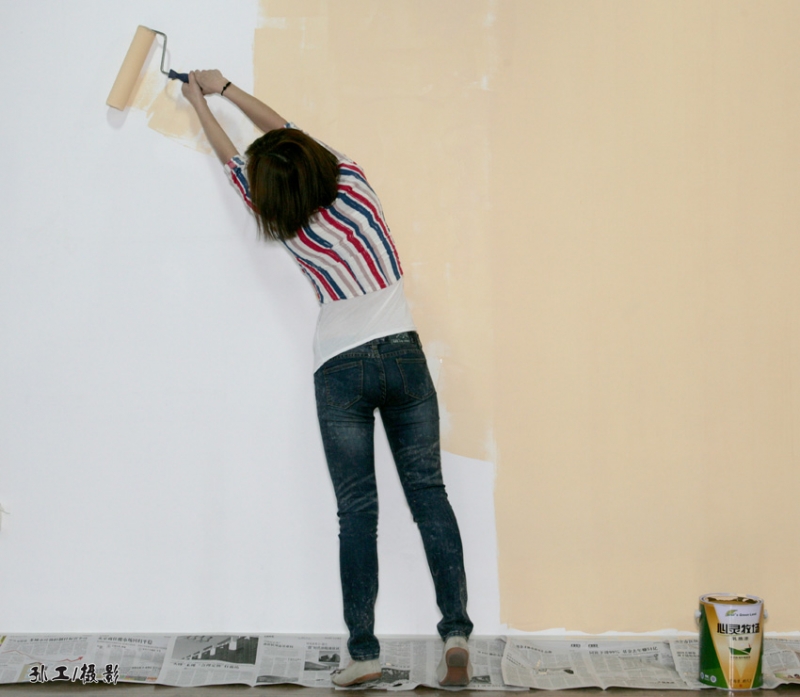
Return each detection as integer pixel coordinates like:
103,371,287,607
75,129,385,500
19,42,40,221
168,69,189,83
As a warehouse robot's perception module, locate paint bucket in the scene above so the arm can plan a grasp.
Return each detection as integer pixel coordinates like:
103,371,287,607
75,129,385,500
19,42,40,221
697,593,764,690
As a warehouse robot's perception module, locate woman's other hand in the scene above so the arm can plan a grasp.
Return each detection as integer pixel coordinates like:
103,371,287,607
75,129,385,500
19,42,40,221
194,69,229,95
181,71,206,108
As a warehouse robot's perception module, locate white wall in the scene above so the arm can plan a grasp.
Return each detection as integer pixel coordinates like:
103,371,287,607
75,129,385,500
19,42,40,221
0,1,500,635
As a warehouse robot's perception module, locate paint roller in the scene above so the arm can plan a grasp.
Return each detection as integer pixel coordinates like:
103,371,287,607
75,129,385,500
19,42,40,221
107,26,189,110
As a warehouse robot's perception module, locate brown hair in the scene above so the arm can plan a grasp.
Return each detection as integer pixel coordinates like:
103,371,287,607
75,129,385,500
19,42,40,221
245,129,339,241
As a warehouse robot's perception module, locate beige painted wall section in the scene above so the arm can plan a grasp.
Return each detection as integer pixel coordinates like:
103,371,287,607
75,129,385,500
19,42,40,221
256,0,496,460
491,1,800,631
248,1,800,631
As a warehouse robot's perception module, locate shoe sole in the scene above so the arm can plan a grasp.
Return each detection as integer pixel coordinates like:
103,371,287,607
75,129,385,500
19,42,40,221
333,671,382,688
439,647,470,687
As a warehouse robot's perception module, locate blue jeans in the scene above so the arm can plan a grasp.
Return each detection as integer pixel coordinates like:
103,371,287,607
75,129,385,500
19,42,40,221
314,331,473,661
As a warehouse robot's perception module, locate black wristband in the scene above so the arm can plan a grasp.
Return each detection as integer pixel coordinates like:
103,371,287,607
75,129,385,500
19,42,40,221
220,81,232,96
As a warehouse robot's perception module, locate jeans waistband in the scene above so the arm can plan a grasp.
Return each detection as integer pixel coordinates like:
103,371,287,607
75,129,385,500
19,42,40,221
366,331,421,347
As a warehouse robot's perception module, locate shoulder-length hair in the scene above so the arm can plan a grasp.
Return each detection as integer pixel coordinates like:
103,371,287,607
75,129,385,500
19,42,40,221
245,128,339,241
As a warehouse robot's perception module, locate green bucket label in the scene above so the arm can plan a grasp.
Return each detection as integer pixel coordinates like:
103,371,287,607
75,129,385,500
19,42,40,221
698,594,763,690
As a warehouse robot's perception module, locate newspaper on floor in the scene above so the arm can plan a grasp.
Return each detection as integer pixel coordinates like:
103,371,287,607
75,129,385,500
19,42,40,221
3,633,799,689
760,638,800,688
337,636,520,691
155,635,260,686
155,634,345,687
502,637,689,690
254,635,343,687
667,637,706,689
91,635,170,683
0,635,102,685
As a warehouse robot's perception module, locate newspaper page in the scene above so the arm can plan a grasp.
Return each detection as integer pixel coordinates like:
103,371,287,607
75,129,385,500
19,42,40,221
338,636,518,691
296,635,345,687
0,635,96,685
92,635,170,684
667,638,706,689
502,637,688,690
502,638,600,690
3,632,796,689
580,639,687,689
156,635,259,686
763,638,800,688
254,635,343,687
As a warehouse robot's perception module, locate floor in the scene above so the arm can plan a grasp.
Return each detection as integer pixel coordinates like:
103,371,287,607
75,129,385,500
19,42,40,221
2,686,800,696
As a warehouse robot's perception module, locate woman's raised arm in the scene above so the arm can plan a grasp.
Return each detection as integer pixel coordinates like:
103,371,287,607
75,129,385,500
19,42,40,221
193,69,288,133
182,72,239,164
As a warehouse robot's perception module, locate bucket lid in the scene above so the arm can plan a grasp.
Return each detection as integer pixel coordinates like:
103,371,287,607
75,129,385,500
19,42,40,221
701,593,762,605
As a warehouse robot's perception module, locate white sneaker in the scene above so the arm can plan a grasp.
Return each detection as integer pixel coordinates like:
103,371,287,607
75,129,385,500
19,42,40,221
437,635,473,687
331,658,381,687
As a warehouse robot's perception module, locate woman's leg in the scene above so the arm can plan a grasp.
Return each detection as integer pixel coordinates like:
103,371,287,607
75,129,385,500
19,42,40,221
314,354,381,662
378,340,473,641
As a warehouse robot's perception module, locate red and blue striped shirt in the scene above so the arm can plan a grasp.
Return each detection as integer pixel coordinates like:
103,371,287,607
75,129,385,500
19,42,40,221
224,134,404,305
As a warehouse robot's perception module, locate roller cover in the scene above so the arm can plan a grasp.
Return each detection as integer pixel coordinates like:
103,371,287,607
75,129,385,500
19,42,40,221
106,26,156,110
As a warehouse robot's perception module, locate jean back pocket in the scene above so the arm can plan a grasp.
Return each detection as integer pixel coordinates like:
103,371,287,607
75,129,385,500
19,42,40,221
321,361,364,409
397,357,435,400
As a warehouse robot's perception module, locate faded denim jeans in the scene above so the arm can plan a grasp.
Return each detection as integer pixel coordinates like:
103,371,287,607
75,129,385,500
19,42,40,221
314,331,473,661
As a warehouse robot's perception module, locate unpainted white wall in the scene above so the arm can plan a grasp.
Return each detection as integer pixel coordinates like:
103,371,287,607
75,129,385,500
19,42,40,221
0,0,501,635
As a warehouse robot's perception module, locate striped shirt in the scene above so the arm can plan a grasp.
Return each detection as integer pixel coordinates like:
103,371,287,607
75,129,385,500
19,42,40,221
224,133,404,305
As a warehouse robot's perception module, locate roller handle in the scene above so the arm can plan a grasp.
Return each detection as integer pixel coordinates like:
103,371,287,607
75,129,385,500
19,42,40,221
168,70,189,83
